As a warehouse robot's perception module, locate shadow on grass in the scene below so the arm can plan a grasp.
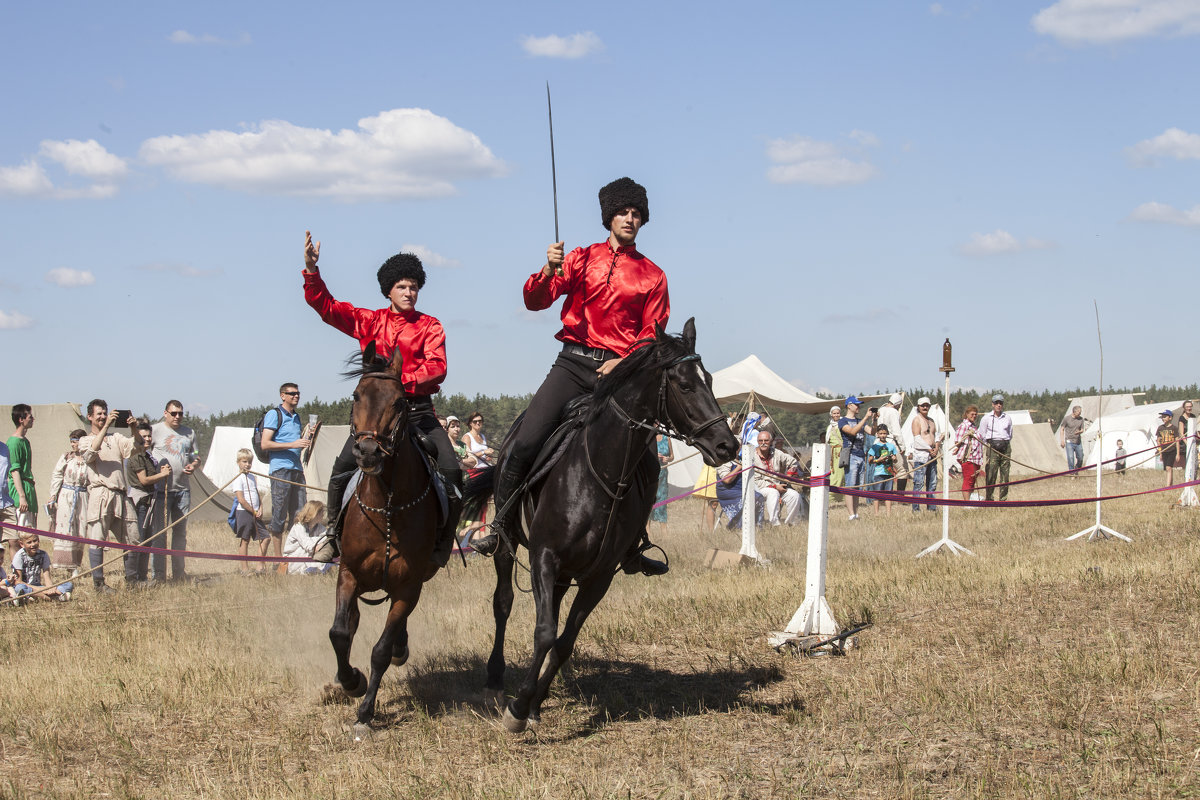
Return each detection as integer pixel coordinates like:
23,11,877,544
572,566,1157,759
376,653,795,737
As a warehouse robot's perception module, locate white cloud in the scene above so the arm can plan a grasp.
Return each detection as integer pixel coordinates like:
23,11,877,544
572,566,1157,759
168,30,252,46
0,139,126,199
929,3,945,15
136,262,222,278
765,135,878,186
1126,127,1200,165
0,311,34,330
1033,0,1200,44
0,161,54,196
399,244,462,270
40,139,128,180
960,229,1056,256
45,268,96,288
1129,201,1200,226
520,32,604,59
139,108,507,201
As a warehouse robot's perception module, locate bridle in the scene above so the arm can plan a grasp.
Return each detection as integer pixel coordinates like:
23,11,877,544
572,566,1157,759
350,372,408,459
605,352,727,447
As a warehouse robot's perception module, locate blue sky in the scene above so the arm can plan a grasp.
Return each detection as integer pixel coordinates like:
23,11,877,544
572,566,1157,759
2,1,1198,416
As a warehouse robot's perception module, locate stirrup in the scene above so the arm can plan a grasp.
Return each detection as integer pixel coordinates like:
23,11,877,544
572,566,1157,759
621,541,669,576
472,531,500,557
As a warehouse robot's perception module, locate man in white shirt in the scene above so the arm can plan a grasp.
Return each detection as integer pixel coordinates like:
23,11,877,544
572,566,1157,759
977,394,1014,501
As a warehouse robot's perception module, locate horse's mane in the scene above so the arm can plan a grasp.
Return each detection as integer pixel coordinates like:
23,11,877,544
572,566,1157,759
341,351,392,382
588,332,691,424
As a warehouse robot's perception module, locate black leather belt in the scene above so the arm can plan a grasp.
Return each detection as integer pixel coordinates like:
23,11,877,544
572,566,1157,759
562,343,619,362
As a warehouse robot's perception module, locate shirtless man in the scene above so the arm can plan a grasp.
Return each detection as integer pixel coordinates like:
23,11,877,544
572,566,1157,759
910,397,940,512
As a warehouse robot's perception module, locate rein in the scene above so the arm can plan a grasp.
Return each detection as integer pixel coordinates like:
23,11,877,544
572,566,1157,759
348,370,432,604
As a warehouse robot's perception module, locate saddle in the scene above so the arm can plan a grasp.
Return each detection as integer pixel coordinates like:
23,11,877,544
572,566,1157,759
339,425,449,524
509,395,592,491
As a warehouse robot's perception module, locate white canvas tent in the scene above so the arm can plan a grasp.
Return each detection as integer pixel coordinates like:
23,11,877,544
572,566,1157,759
202,425,347,499
1058,394,1139,433
0,403,88,505
1081,401,1182,471
1010,422,1068,476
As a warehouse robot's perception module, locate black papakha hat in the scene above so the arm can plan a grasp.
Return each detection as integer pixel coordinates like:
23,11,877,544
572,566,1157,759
598,177,649,229
377,252,426,296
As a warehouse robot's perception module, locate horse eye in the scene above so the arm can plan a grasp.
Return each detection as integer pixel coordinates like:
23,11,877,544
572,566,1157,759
352,392,360,402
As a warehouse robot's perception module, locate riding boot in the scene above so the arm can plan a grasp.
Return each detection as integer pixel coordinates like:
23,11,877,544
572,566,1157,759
473,456,530,557
430,469,464,568
313,467,353,563
620,528,669,576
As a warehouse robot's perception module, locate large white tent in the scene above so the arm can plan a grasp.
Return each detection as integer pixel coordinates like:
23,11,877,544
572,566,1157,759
1081,401,1182,471
202,425,348,500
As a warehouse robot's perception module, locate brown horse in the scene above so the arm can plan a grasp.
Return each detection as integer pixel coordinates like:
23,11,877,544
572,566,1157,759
328,343,440,729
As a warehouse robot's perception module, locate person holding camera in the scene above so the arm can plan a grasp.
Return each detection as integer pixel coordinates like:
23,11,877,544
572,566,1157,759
79,400,144,593
838,396,875,520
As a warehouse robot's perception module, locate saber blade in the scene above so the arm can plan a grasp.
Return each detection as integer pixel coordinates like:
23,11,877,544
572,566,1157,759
547,81,559,244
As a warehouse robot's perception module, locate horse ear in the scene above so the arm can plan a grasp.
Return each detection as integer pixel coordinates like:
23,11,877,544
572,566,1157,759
654,320,665,340
363,341,376,365
389,344,405,376
682,317,696,352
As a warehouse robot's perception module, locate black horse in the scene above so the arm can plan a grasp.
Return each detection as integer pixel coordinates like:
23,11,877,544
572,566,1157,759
472,318,738,732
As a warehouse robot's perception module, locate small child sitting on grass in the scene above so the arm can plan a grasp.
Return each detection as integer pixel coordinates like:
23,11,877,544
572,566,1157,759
12,533,72,601
284,501,333,575
231,448,269,575
1,540,33,605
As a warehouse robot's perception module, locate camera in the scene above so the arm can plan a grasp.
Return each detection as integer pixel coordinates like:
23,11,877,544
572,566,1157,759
868,407,878,415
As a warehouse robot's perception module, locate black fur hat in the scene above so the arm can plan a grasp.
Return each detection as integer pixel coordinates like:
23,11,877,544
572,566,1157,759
598,177,649,229
377,253,426,296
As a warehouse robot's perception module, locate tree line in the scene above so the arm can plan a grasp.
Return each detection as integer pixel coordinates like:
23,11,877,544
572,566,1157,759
179,384,1200,462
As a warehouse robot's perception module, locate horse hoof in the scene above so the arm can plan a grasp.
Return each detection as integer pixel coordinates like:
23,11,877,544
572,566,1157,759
351,722,372,742
483,687,506,714
501,706,528,734
391,644,409,667
343,668,368,698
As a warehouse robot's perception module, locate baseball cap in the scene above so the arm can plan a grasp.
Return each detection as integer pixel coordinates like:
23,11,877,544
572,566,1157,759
992,394,1004,403
917,396,932,406
845,395,861,406
446,414,461,423
1161,410,1173,418
889,393,902,405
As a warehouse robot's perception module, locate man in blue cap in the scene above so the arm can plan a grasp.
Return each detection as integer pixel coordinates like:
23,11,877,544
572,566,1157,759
1156,409,1180,486
838,396,876,520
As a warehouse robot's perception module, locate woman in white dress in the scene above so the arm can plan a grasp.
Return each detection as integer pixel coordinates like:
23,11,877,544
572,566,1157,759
47,429,89,571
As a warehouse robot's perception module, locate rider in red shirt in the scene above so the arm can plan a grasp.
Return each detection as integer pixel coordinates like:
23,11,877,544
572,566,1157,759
301,231,462,566
472,178,671,575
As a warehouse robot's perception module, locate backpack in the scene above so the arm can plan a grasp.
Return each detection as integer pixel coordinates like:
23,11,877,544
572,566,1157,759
227,497,239,533
251,405,287,465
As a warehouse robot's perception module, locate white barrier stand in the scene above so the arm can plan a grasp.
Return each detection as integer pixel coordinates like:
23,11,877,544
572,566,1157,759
1180,418,1197,507
768,444,839,649
1067,428,1130,542
738,438,763,562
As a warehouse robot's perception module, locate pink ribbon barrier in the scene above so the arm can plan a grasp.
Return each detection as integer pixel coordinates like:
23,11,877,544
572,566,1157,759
0,520,314,563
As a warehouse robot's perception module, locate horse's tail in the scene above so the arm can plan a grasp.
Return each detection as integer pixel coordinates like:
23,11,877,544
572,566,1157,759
462,466,496,520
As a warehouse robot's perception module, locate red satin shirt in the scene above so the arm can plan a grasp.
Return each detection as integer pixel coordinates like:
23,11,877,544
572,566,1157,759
523,240,670,357
304,269,446,397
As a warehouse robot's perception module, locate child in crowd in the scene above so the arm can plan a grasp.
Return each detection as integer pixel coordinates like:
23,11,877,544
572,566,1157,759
1114,440,1127,476
866,424,898,516
1,541,32,605
284,501,333,575
231,448,269,574
12,533,72,601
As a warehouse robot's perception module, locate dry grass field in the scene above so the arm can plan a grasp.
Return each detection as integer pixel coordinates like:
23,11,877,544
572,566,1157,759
3,470,1200,799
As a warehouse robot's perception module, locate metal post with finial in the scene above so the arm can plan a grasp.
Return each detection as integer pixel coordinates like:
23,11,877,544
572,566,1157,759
917,338,974,558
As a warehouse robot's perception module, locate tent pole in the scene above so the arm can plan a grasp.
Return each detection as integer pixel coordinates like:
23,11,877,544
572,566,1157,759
1181,417,1197,506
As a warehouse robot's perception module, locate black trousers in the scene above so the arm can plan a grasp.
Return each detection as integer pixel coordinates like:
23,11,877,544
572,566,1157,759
506,352,603,467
